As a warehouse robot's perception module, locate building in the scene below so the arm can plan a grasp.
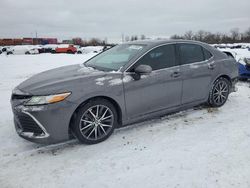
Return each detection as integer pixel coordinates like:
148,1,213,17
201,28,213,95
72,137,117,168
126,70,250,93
0,38,58,46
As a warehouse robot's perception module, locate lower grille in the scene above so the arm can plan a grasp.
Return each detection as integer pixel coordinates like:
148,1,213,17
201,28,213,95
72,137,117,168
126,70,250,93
16,113,43,134
11,94,32,100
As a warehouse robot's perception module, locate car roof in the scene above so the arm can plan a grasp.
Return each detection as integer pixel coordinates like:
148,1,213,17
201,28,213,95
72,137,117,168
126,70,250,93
125,39,209,48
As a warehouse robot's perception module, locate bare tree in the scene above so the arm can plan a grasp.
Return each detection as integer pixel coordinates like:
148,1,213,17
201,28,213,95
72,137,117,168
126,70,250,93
125,36,130,42
195,30,206,41
140,34,146,40
170,34,183,39
184,31,194,40
244,27,250,42
245,27,250,37
230,28,240,42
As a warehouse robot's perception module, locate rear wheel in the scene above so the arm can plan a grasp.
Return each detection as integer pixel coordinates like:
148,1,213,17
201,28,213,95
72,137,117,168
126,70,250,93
208,77,231,107
72,99,117,144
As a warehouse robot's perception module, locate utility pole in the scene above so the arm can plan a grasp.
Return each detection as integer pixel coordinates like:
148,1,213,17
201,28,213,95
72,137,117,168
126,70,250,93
35,31,38,45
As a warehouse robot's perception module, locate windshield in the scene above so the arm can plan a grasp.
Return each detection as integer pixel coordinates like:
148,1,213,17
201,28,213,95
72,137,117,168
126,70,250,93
85,44,146,71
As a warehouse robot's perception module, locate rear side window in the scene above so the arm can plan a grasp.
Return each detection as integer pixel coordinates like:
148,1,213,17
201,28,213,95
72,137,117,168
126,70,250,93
178,44,204,65
203,48,213,60
131,44,176,71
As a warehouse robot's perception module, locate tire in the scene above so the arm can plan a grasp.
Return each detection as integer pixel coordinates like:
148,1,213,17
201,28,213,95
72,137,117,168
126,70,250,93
77,51,82,54
25,51,30,55
72,99,118,144
67,50,73,54
208,77,231,107
7,51,13,55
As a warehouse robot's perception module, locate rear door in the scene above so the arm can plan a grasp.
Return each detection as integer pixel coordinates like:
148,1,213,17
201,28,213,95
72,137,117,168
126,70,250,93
177,43,214,104
124,44,182,119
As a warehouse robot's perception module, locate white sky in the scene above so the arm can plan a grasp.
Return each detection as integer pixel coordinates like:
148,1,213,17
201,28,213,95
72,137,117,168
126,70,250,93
0,0,249,42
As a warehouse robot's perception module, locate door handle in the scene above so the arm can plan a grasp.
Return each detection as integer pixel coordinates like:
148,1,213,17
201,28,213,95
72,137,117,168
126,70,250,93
208,62,216,70
171,71,181,78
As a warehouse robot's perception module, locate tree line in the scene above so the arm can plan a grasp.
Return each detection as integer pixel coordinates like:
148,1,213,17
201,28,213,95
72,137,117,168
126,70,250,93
170,27,250,44
71,27,250,46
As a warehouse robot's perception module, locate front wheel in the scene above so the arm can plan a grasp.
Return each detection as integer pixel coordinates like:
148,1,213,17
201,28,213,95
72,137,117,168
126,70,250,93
208,77,231,107
72,99,118,144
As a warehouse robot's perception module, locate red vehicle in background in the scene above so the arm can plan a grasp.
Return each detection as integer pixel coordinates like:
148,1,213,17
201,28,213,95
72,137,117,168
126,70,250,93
55,44,77,54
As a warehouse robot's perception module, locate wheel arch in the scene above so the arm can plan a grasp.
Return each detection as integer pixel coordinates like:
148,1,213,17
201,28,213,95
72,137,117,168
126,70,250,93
68,96,123,137
214,74,232,86
208,74,232,107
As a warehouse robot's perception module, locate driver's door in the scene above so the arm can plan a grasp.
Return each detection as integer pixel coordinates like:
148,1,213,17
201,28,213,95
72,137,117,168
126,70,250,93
123,44,182,119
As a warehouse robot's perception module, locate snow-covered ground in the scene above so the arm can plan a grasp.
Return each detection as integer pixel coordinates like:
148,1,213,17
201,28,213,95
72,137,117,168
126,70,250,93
218,48,250,62
0,51,250,188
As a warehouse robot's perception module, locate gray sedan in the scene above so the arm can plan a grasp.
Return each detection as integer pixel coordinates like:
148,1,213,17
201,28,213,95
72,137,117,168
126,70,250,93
11,40,238,144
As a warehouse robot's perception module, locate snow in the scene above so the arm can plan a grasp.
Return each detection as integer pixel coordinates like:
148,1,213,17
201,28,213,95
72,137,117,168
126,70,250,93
1,52,250,188
108,75,133,86
79,46,104,54
77,65,96,73
218,48,250,63
95,76,113,85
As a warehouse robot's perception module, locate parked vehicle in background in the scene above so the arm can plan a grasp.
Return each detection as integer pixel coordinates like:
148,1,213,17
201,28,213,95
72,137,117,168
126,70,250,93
222,50,250,81
55,44,77,54
6,46,39,55
77,46,104,54
238,57,250,81
43,44,58,53
1,46,9,52
11,40,238,145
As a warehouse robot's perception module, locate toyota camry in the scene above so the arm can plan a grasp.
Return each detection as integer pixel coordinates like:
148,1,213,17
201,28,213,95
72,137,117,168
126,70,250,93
11,40,238,144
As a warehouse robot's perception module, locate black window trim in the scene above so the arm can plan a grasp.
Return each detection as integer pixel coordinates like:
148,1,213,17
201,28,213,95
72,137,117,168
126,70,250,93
124,43,180,73
124,42,214,73
202,47,213,61
176,43,214,66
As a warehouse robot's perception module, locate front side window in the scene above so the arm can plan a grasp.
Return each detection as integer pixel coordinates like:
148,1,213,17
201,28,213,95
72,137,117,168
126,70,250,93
178,44,204,65
130,44,176,71
85,44,146,71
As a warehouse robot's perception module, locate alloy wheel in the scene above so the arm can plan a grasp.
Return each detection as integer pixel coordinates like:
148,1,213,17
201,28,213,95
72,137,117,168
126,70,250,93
79,105,114,141
212,80,229,106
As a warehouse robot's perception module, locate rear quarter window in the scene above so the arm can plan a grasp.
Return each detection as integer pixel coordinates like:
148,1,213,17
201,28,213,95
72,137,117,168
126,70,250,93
203,48,213,60
178,44,204,65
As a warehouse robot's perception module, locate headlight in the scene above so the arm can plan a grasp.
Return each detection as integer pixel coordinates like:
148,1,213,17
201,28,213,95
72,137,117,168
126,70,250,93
25,92,71,106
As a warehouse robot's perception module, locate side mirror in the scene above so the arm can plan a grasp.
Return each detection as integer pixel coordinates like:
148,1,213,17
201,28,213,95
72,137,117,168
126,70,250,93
134,65,152,75
133,65,152,80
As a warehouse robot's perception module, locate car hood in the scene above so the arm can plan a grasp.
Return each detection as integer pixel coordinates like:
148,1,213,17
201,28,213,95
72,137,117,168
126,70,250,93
16,64,106,95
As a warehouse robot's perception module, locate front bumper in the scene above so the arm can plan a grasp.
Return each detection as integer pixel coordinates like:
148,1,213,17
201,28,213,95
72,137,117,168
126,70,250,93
11,96,77,144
